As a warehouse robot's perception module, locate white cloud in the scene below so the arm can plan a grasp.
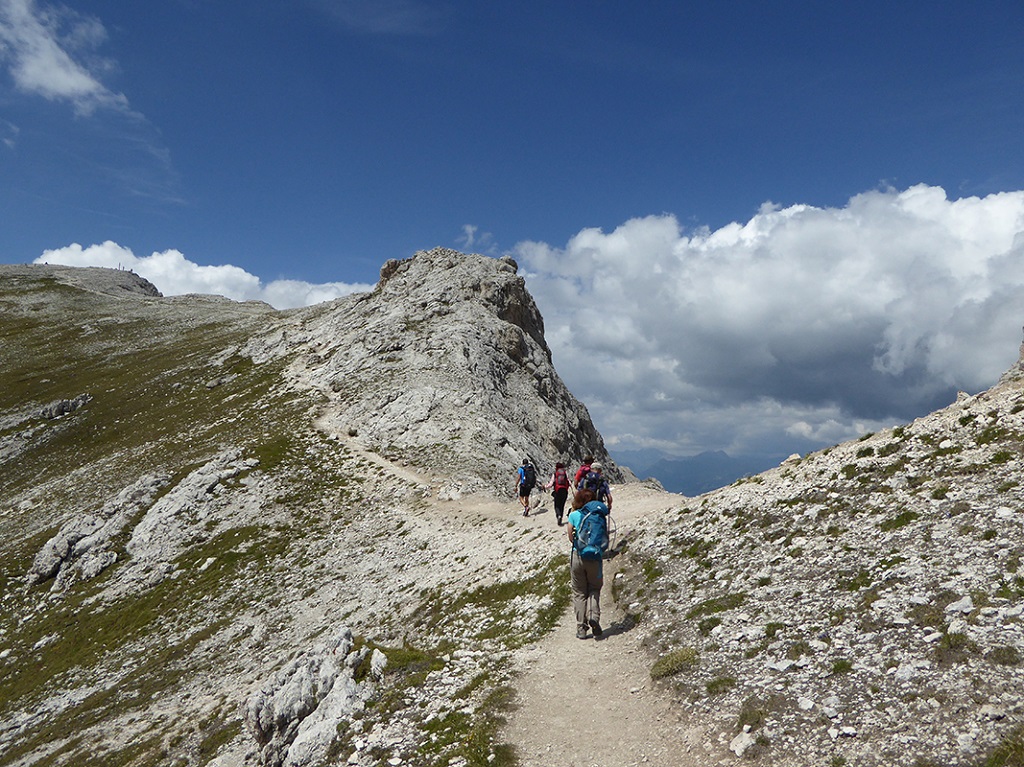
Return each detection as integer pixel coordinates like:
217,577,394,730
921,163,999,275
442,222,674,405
0,0,129,115
515,184,1024,458
35,241,373,308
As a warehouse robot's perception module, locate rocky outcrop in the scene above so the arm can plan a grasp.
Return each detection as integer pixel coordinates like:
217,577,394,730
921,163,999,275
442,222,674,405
38,394,92,421
245,629,373,767
276,248,626,493
27,473,170,589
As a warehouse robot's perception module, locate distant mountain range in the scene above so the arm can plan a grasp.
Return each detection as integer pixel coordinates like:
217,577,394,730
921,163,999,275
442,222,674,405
613,448,789,496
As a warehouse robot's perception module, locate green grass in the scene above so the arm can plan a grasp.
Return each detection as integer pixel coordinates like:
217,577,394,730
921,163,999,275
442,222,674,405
705,676,736,695
414,554,569,648
0,525,287,715
685,592,746,620
650,647,699,679
880,510,919,532
984,725,1024,766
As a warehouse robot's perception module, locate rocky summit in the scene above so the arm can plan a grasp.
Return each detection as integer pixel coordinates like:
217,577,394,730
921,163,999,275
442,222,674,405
1,251,1023,767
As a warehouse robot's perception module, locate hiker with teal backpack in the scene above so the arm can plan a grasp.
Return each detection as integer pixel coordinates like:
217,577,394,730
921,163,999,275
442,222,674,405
543,461,571,526
514,458,537,516
566,487,611,639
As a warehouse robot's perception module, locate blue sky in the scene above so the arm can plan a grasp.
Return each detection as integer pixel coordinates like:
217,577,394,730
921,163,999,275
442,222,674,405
3,0,1024,466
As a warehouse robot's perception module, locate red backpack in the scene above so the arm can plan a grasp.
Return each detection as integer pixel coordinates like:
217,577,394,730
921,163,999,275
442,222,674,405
553,467,570,491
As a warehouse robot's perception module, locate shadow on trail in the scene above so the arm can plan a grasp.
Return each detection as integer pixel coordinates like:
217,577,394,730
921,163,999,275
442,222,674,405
593,612,637,642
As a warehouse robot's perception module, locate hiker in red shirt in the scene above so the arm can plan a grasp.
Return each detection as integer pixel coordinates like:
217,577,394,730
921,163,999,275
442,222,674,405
573,455,593,490
543,461,571,526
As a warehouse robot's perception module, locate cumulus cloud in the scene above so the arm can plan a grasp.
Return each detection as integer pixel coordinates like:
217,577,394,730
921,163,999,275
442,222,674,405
515,184,1024,458
35,241,373,308
0,0,129,115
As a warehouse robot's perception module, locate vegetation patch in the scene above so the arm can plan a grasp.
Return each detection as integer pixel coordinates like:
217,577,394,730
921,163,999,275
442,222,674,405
705,676,736,695
414,554,568,648
651,647,699,679
934,631,979,665
736,694,785,733
685,592,746,620
880,510,919,532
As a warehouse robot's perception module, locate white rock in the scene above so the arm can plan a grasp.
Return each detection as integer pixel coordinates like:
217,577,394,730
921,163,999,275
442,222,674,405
946,596,974,614
729,731,757,756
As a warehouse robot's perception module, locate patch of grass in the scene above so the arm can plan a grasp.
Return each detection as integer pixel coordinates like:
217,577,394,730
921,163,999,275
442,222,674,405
642,558,664,582
411,679,517,767
0,525,280,715
842,569,873,591
983,724,1024,766
698,617,722,636
414,554,569,648
764,622,786,639
786,640,812,660
705,676,736,695
992,450,1015,465
877,441,901,457
880,510,919,532
685,592,746,620
831,658,854,675
934,631,979,665
651,647,699,679
199,718,243,759
736,694,785,733
678,536,716,561
977,426,1009,445
986,646,1022,667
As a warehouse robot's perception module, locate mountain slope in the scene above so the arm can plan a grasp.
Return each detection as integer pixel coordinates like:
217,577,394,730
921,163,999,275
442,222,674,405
615,354,1024,765
0,252,621,767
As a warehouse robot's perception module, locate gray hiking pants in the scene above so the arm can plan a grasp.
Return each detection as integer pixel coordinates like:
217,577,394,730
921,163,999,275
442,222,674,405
570,550,603,629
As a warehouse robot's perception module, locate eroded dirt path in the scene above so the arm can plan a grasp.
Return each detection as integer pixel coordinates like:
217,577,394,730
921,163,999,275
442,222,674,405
502,485,708,767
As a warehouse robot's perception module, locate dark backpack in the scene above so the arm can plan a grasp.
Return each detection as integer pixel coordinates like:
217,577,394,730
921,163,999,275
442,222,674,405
575,502,610,560
580,471,604,497
521,463,536,490
553,467,569,492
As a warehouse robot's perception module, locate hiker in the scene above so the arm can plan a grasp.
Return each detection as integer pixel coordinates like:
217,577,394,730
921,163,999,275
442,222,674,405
514,458,537,516
543,461,571,526
567,488,610,639
573,455,594,490
578,461,613,512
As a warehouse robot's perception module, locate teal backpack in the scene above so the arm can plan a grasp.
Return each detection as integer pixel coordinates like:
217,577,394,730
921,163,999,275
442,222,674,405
574,501,610,560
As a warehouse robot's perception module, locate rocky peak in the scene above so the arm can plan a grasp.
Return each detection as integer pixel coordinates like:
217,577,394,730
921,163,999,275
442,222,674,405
283,248,625,495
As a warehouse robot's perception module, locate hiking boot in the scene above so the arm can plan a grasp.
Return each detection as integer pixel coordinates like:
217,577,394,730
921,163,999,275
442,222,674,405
589,619,603,638
576,625,589,639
